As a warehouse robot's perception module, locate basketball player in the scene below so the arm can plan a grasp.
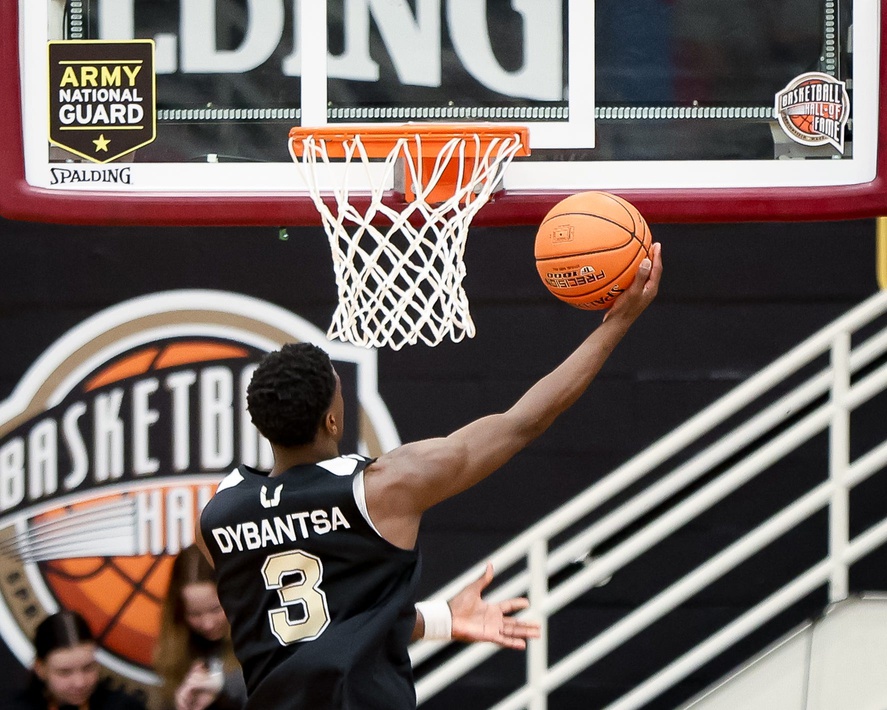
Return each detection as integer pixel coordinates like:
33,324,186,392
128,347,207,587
198,243,662,709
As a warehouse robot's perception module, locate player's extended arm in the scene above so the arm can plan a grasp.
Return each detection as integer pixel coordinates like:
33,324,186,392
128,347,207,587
411,563,540,648
366,243,661,546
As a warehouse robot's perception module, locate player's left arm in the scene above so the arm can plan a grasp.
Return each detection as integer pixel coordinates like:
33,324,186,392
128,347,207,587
370,243,662,534
411,563,540,648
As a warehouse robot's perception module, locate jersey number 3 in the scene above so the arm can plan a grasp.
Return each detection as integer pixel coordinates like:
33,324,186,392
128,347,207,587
262,550,331,644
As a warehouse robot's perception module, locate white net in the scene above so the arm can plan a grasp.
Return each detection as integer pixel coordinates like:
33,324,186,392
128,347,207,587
288,128,527,350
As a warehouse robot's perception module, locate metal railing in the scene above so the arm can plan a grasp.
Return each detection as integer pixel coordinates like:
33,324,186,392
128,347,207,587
411,289,887,709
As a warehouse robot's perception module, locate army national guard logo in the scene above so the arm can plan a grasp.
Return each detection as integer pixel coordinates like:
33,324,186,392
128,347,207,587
0,291,398,693
48,40,157,163
774,71,850,154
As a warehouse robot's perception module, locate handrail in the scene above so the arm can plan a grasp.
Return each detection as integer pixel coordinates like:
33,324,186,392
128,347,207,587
491,445,887,710
412,289,887,707
607,515,887,710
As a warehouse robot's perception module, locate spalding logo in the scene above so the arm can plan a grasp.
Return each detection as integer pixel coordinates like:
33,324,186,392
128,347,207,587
0,290,399,694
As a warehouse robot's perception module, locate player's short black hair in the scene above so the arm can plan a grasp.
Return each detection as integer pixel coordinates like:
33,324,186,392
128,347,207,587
247,343,337,447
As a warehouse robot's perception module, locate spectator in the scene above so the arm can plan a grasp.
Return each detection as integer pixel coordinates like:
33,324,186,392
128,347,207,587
152,545,244,710
12,610,144,710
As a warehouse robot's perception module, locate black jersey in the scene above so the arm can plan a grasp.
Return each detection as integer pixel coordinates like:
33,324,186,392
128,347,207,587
200,455,420,710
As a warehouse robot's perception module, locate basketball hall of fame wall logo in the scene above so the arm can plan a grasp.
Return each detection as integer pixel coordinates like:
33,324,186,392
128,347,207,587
775,71,850,154
0,291,399,694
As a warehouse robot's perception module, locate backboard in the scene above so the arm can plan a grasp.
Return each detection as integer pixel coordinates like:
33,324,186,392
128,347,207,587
0,0,885,226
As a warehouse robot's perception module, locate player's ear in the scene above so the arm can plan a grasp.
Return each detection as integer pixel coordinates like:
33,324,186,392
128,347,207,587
325,410,339,436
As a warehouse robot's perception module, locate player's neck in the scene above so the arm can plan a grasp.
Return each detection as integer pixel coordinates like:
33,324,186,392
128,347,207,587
269,440,340,476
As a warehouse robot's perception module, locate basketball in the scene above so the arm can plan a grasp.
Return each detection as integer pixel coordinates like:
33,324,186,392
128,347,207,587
534,191,653,310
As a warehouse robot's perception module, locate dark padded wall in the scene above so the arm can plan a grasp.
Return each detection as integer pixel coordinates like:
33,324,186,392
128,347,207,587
0,216,883,708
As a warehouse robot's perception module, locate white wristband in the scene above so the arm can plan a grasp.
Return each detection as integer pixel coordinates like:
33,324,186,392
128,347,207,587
416,600,452,641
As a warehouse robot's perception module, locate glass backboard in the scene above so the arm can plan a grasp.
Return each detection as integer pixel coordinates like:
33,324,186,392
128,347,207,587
0,0,884,225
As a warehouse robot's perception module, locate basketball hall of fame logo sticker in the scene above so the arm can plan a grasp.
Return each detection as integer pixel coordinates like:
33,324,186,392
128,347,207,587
775,72,850,153
48,40,157,164
0,291,399,695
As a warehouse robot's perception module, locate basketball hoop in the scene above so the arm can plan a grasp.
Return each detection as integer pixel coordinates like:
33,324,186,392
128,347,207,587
288,124,530,350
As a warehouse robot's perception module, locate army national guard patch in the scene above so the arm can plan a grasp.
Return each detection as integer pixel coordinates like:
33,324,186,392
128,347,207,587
48,40,157,163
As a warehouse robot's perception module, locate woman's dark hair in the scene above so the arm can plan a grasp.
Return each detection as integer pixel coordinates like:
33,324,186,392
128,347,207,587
34,611,94,660
246,343,337,447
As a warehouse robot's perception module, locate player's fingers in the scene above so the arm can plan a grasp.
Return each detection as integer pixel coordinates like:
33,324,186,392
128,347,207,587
470,562,495,592
512,621,542,638
632,252,653,288
504,618,541,638
498,597,530,615
644,242,663,295
496,631,528,650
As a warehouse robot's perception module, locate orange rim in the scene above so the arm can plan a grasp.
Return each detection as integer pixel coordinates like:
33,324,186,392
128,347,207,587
288,123,530,158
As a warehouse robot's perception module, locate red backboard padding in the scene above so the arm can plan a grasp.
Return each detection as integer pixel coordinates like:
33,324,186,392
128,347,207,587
1,1,885,226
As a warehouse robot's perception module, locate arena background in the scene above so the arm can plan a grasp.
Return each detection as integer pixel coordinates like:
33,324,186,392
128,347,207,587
0,215,883,708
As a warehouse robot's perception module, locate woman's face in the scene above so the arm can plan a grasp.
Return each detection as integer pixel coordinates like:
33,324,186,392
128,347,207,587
182,581,228,642
35,642,100,707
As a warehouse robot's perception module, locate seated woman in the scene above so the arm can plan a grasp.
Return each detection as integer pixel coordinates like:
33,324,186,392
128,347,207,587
12,610,145,710
152,544,244,710
153,544,539,710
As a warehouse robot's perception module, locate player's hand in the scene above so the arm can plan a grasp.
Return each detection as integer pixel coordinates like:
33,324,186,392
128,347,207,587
448,563,541,650
604,241,662,324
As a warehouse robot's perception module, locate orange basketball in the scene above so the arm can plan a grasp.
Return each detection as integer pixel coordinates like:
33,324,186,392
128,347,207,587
790,113,815,133
534,191,653,310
